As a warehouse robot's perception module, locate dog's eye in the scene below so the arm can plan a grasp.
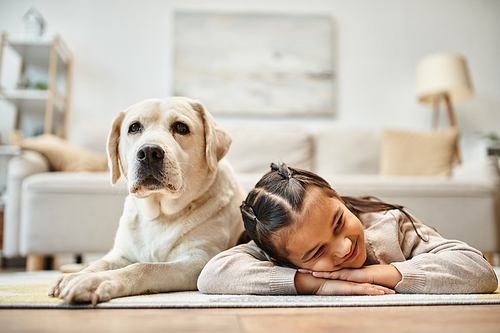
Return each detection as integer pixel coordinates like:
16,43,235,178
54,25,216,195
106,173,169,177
128,122,142,134
173,122,190,135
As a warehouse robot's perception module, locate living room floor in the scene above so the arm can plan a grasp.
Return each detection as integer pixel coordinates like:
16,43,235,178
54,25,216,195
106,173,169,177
1,265,500,332
1,305,500,332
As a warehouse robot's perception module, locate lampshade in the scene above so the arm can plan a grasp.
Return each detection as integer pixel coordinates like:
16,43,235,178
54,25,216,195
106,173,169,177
416,53,473,104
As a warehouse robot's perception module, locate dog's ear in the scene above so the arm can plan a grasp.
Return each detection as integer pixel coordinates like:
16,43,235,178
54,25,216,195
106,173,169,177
107,111,126,185
190,101,232,172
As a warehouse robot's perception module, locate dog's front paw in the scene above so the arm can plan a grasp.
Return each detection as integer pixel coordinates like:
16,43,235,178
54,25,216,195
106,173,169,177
57,273,126,305
49,272,86,298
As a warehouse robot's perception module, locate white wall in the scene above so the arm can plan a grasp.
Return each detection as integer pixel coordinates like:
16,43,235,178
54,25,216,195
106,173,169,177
0,0,499,160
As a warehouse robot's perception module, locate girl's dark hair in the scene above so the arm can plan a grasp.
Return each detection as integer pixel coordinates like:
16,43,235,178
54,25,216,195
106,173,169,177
240,163,425,267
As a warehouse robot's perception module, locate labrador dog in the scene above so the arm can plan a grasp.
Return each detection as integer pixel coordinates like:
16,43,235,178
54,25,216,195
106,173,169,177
49,97,245,304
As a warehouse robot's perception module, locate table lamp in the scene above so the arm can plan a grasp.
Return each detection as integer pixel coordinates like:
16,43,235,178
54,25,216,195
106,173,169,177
415,53,473,164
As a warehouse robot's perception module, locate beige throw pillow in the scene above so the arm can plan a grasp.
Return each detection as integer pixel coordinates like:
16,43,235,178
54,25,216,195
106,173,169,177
21,134,108,172
380,128,459,177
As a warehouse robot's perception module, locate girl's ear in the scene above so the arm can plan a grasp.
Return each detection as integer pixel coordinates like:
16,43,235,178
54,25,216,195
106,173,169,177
107,111,126,185
190,100,232,172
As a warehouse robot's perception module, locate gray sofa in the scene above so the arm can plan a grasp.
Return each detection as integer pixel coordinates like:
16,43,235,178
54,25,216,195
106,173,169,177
3,125,500,268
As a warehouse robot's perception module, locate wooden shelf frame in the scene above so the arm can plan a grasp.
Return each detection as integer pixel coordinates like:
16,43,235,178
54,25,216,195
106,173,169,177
0,32,73,138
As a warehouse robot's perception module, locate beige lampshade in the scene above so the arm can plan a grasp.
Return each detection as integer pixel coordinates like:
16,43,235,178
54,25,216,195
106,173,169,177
416,53,473,104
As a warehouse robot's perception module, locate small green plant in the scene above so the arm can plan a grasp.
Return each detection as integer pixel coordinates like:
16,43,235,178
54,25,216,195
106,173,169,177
17,77,48,90
33,81,47,90
482,132,500,146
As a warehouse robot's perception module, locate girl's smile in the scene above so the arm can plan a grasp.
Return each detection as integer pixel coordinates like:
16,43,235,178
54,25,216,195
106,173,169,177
345,239,358,262
282,189,367,272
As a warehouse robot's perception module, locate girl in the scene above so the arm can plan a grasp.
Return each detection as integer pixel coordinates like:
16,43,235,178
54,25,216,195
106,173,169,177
197,163,498,295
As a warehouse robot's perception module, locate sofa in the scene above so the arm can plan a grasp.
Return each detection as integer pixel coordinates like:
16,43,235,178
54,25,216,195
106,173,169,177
3,123,500,269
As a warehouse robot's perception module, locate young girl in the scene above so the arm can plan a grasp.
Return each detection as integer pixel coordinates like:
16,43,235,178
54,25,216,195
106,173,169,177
197,163,498,295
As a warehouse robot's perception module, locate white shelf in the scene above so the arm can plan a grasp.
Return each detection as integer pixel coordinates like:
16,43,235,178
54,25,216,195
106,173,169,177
0,89,65,114
6,38,71,64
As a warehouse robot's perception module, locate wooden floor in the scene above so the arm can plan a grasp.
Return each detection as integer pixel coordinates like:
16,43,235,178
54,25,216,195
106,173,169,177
1,305,500,332
1,265,499,332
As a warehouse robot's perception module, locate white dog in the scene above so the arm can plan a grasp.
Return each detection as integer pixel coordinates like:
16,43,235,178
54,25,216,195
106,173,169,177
49,97,245,304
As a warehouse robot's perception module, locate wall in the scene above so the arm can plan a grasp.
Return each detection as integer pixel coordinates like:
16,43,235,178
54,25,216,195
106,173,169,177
0,0,499,160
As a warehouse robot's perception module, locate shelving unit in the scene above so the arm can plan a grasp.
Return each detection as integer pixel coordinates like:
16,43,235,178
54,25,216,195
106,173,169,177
0,32,72,138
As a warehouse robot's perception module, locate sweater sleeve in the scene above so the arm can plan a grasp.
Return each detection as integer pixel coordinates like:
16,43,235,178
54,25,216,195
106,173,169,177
388,211,498,294
197,241,297,295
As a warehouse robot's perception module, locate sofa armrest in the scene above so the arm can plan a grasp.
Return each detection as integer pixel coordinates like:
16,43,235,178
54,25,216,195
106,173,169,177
3,151,50,257
19,172,127,255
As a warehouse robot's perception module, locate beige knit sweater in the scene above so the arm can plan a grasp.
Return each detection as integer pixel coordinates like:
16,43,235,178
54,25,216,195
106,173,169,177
198,209,498,294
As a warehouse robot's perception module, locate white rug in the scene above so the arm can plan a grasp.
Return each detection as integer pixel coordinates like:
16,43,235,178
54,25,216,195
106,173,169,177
1,270,499,309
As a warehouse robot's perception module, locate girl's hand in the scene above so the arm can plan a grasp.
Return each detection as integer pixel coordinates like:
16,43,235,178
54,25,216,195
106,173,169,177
294,270,395,295
301,264,402,289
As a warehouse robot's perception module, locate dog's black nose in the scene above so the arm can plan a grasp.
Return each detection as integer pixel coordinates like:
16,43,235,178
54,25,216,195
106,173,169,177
136,145,165,164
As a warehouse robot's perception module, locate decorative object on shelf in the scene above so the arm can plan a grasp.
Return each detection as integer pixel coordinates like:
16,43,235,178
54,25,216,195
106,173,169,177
17,77,48,90
33,81,48,90
0,31,72,139
174,12,336,117
415,53,473,164
22,8,45,41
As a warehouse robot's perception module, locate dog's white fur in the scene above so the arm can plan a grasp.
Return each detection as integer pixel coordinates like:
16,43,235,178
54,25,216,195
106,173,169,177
49,97,245,304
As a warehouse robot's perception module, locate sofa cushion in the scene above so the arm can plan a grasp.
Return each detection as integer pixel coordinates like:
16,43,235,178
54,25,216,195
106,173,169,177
21,134,108,172
224,127,313,174
380,128,459,177
314,130,380,174
324,173,497,197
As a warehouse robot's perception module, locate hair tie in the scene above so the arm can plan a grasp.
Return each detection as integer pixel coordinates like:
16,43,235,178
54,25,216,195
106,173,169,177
242,201,260,223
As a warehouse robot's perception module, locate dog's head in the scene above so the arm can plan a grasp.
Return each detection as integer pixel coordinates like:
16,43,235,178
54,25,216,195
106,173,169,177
107,97,231,198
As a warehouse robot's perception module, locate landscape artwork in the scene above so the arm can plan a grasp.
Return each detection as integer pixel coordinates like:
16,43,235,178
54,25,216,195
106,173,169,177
174,12,336,117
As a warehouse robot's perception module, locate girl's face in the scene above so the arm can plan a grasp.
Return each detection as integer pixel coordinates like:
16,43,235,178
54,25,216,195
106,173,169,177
281,190,367,272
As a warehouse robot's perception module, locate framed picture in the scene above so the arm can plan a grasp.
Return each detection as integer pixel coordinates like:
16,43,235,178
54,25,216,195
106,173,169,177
174,12,336,117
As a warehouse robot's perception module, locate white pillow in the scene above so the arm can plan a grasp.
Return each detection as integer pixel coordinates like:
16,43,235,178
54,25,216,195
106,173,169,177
224,127,313,173
315,130,380,175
